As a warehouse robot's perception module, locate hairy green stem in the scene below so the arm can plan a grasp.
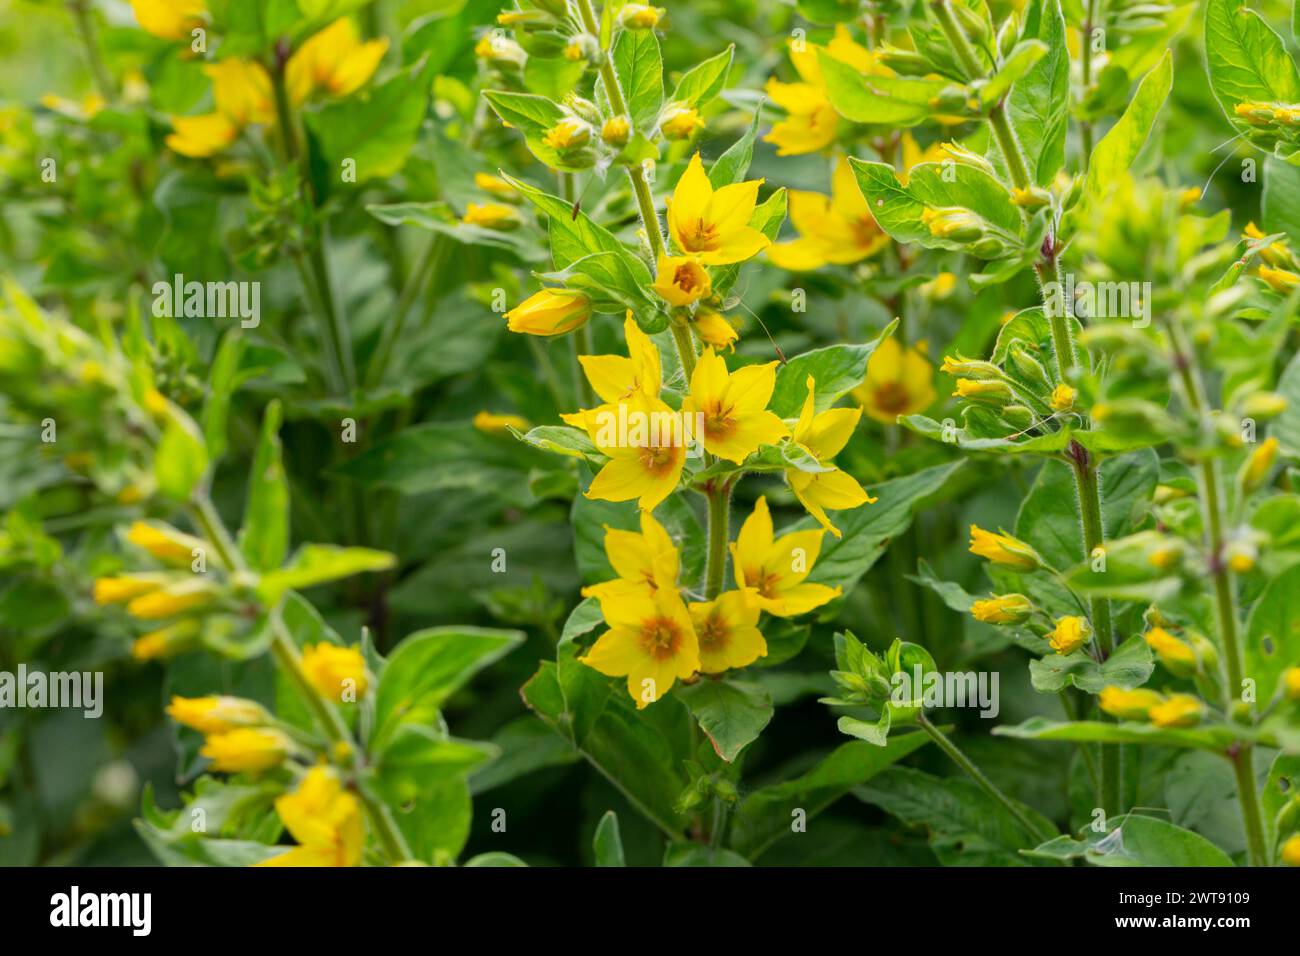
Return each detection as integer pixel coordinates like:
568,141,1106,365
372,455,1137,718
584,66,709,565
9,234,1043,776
69,0,115,100
704,480,731,599
918,714,1055,844
1231,746,1269,867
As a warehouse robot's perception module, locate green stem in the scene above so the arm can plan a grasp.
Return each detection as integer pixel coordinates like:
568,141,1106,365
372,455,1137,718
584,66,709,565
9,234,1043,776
1231,745,1269,867
365,234,448,388
559,172,596,407
68,0,115,100
917,714,1055,844
1079,0,1096,170
704,480,731,599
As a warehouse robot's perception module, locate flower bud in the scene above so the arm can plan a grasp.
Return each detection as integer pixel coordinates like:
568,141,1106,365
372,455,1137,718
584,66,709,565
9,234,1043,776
1240,391,1288,420
968,525,1043,571
941,355,1001,379
1048,615,1091,655
565,95,601,125
125,521,209,567
1144,626,1197,677
922,206,984,241
601,115,631,148
659,104,704,140
619,4,665,30
953,378,1014,403
301,643,369,701
1239,436,1278,492
1050,383,1077,412
1011,185,1051,208
542,116,593,150
1098,686,1165,721
1284,667,1300,701
1007,344,1052,389
474,172,520,201
126,579,217,620
462,202,524,230
876,46,934,76
1282,833,1300,867
131,619,202,660
999,404,1033,430
970,593,1032,625
1148,693,1205,728
166,695,271,734
505,288,593,336
200,727,293,773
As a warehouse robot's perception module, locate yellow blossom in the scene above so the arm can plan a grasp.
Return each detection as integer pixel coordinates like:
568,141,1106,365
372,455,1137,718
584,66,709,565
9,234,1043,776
301,643,369,702
970,593,1032,625
564,42,585,62
505,288,592,335
131,619,202,660
691,307,739,350
473,410,531,433
582,511,680,604
258,766,364,867
130,0,205,40
1050,383,1076,412
463,202,523,230
769,159,889,270
475,172,520,200
1098,686,1165,721
730,496,841,617
660,106,704,140
1048,615,1091,655
652,254,712,306
1149,693,1205,728
851,337,936,424
581,588,700,708
666,153,770,265
691,590,766,673
288,18,388,100
1259,265,1300,293
1145,626,1198,677
200,727,292,773
953,378,1013,401
206,59,274,127
166,695,269,735
601,115,630,147
93,573,166,606
787,375,875,537
565,314,662,408
125,521,206,566
572,391,687,512
619,4,664,29
968,525,1043,571
1243,221,1295,269
681,348,789,463
1241,436,1278,491
165,113,239,158
543,117,592,150
125,581,215,620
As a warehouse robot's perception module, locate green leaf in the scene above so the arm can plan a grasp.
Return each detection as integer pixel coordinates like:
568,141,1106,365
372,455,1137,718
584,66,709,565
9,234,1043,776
1027,815,1234,866
728,734,931,859
672,45,734,108
154,413,208,502
1274,348,1300,457
994,716,1241,752
708,110,760,188
818,51,946,126
1263,156,1300,247
1028,634,1155,694
1204,0,1300,125
1008,0,1069,185
795,0,862,24
678,679,774,762
769,320,898,418
611,27,663,129
664,843,752,866
593,810,626,866
463,852,528,867
373,626,524,745
855,766,1058,866
307,58,431,182
201,331,243,462
1245,563,1300,698
981,41,1048,106
238,400,289,573
256,544,395,604
1085,51,1173,202
524,56,587,100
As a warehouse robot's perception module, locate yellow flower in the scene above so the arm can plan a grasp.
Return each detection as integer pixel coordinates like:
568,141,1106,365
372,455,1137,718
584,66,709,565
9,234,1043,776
601,115,631,147
969,525,1043,571
288,18,388,100
166,695,269,735
953,378,1013,401
1227,549,1255,573
921,206,983,241
165,113,239,158
1048,615,1091,655
543,117,592,150
463,202,523,230
473,410,530,433
660,106,704,140
131,619,202,660
1241,436,1278,492
691,307,739,350
573,392,687,512
505,287,592,336
681,348,788,463
619,4,664,29
475,32,527,65
1282,834,1300,867
1284,666,1300,700
666,153,770,265
763,24,886,156
564,42,585,62
582,511,680,604
301,643,369,702
691,590,766,673
1098,686,1165,721
581,588,700,708
1259,265,1300,293
1243,221,1295,269
126,580,215,620
206,59,274,127
1149,693,1205,728
93,573,166,606
475,172,519,200
200,727,292,773
940,355,1001,378
851,337,936,424
920,271,958,299
1050,384,1077,412
130,0,205,40
1144,626,1197,677
970,593,1032,625
125,521,206,566
257,766,364,867
652,254,712,306
787,376,875,538
769,159,889,270
731,496,841,617
1234,101,1275,124
566,314,662,406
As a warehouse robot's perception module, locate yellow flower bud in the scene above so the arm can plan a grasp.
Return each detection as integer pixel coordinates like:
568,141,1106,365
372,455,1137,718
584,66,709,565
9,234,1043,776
1283,834,1300,866
953,378,1013,401
968,525,1043,571
125,521,207,566
131,619,202,660
970,593,1032,625
473,172,519,201
659,105,704,140
166,695,270,734
619,4,664,30
1152,484,1189,504
1144,626,1197,677
1048,615,1091,655
1259,266,1300,293
93,573,166,606
691,307,738,350
200,727,292,773
1241,392,1288,420
1050,383,1076,412
940,355,1001,378
542,116,592,150
301,643,369,702
1011,186,1050,208
1148,693,1205,728
473,410,530,433
652,254,712,306
126,581,216,620
1240,436,1278,492
1098,686,1165,721
505,288,593,336
921,207,984,241
462,202,523,230
601,115,631,148
1283,667,1300,701
1234,101,1275,125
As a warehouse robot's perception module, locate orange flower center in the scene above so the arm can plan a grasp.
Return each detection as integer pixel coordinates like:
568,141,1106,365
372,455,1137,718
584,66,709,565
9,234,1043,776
638,616,684,660
872,380,912,415
751,567,781,598
852,216,881,249
679,219,720,254
639,445,676,474
674,261,707,293
697,614,727,652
